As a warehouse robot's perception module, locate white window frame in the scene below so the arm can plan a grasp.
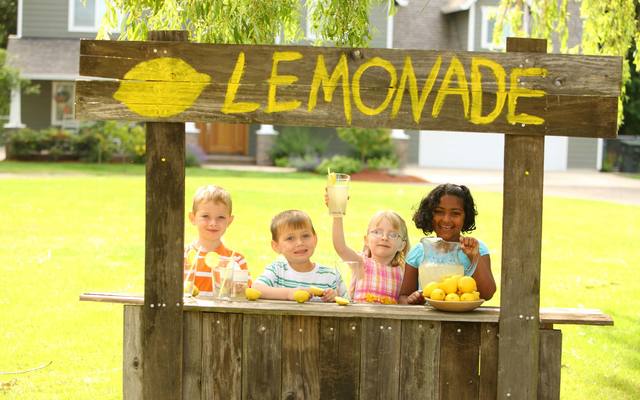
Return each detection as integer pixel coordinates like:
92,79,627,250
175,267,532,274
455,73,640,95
480,6,509,51
305,0,317,41
68,0,106,32
51,81,76,126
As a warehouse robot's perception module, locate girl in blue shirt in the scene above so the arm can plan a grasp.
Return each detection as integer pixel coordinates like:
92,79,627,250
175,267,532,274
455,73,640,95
399,183,496,304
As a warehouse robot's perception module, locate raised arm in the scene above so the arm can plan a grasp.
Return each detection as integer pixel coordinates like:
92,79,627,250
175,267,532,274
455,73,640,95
331,216,361,263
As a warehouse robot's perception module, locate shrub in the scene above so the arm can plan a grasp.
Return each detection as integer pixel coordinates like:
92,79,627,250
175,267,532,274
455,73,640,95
336,127,396,164
269,126,329,163
316,155,362,175
366,156,398,171
76,121,145,163
7,128,78,160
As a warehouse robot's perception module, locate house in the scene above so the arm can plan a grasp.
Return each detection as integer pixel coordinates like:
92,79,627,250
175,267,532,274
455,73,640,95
5,0,602,170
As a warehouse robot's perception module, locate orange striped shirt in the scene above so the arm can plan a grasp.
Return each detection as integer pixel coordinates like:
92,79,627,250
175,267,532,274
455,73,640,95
183,242,251,296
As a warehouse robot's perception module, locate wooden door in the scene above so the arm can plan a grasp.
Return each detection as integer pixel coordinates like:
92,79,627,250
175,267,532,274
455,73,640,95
197,122,248,154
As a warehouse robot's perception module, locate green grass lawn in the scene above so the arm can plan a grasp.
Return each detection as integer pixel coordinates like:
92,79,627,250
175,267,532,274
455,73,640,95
0,162,638,399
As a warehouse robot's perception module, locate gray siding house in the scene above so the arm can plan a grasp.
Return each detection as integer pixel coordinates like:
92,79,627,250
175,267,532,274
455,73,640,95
5,0,601,170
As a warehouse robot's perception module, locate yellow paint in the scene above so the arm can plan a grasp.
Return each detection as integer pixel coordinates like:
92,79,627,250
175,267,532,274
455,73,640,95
222,51,260,114
432,56,469,119
113,57,211,118
308,54,352,124
470,57,506,124
266,51,303,113
507,67,547,125
352,57,397,116
391,55,442,122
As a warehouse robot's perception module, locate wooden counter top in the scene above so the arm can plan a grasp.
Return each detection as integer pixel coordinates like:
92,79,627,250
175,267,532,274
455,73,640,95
80,292,613,326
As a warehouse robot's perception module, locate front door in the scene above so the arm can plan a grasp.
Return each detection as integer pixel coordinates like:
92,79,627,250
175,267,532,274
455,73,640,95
198,122,249,154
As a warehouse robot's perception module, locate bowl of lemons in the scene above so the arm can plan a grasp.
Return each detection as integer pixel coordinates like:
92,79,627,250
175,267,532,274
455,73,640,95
423,275,485,312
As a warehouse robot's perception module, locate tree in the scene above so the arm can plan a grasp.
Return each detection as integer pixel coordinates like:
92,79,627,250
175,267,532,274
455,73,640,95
0,0,17,49
495,0,638,125
99,0,390,48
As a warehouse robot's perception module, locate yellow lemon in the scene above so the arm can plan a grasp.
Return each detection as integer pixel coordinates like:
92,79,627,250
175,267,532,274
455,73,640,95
445,293,460,302
293,290,311,303
204,252,219,268
472,291,481,300
422,281,439,298
309,286,325,296
335,296,350,305
438,277,458,295
460,292,475,301
430,288,446,300
192,286,199,297
327,172,337,186
458,276,477,293
245,287,262,301
114,57,211,118
186,249,197,266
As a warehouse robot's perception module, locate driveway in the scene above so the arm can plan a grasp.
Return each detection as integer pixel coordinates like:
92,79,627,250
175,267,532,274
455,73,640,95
402,167,640,206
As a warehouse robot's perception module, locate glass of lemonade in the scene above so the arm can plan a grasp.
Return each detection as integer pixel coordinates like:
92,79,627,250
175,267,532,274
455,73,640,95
327,173,350,216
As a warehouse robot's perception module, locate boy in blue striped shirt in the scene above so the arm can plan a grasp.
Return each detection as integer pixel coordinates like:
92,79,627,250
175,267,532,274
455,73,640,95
253,210,347,302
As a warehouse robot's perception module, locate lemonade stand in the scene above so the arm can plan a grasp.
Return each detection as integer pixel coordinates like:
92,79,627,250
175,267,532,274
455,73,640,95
78,33,616,399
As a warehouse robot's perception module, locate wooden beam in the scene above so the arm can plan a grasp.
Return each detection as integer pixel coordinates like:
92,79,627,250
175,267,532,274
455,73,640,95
141,29,187,400
498,37,546,400
76,40,621,138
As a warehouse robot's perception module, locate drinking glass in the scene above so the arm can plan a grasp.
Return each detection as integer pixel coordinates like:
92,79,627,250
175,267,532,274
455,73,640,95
327,173,350,216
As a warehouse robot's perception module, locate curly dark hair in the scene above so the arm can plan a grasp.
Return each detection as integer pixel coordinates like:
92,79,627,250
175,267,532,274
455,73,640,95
412,183,477,235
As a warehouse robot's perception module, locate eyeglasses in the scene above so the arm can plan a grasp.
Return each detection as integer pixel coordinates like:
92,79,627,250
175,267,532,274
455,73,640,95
368,229,404,241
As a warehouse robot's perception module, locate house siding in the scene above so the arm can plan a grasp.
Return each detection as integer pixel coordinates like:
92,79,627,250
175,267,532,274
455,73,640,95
393,0,452,50
23,0,97,39
22,80,52,130
567,137,598,169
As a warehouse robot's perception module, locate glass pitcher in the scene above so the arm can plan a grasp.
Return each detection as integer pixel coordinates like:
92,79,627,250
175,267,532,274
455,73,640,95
418,237,478,289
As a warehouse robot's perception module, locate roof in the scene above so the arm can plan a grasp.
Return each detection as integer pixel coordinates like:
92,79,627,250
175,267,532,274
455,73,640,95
441,0,476,14
6,36,80,80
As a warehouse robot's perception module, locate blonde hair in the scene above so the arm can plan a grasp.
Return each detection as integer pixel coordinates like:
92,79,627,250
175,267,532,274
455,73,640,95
191,185,232,214
366,210,410,267
270,210,316,241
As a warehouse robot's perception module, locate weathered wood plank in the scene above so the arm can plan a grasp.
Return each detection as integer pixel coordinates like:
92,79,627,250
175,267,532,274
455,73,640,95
439,322,481,399
81,294,615,325
479,323,499,400
202,312,243,400
319,318,361,400
182,311,202,399
141,30,187,400
360,318,401,400
242,314,282,400
281,316,321,399
399,320,441,400
538,329,562,400
498,37,547,400
76,40,621,138
123,305,143,400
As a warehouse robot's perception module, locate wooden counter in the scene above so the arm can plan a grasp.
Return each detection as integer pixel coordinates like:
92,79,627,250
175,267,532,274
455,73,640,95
81,293,612,400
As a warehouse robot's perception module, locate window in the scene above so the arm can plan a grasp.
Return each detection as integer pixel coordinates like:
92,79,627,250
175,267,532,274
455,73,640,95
69,0,107,32
480,6,512,51
51,82,75,126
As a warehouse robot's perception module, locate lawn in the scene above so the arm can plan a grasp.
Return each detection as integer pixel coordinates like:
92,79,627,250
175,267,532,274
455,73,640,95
0,162,638,399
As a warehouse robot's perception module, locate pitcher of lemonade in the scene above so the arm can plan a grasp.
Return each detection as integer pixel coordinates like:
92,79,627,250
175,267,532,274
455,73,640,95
418,237,479,289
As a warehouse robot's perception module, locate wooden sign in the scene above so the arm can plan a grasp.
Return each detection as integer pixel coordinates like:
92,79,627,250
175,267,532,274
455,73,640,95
76,40,621,138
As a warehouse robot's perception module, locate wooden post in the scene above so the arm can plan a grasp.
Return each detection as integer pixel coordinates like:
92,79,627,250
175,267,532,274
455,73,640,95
498,37,547,399
142,30,188,400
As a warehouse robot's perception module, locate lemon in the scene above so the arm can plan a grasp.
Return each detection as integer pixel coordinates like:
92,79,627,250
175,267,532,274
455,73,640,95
192,286,200,297
430,288,445,300
445,293,460,302
327,172,337,186
472,291,481,300
114,57,211,118
186,249,197,266
309,286,325,296
460,292,475,301
335,296,350,305
422,281,439,298
438,277,458,295
293,290,311,303
458,276,477,293
245,287,262,301
204,252,219,268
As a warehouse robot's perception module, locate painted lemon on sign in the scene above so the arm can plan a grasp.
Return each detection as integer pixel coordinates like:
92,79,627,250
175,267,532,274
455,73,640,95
114,57,211,118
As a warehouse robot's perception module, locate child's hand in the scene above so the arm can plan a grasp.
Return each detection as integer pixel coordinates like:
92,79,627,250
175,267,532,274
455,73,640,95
459,236,480,262
321,288,336,302
323,189,329,207
407,290,426,305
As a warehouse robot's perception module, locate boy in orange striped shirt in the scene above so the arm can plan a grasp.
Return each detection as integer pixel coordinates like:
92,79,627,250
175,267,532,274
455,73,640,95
183,185,250,296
